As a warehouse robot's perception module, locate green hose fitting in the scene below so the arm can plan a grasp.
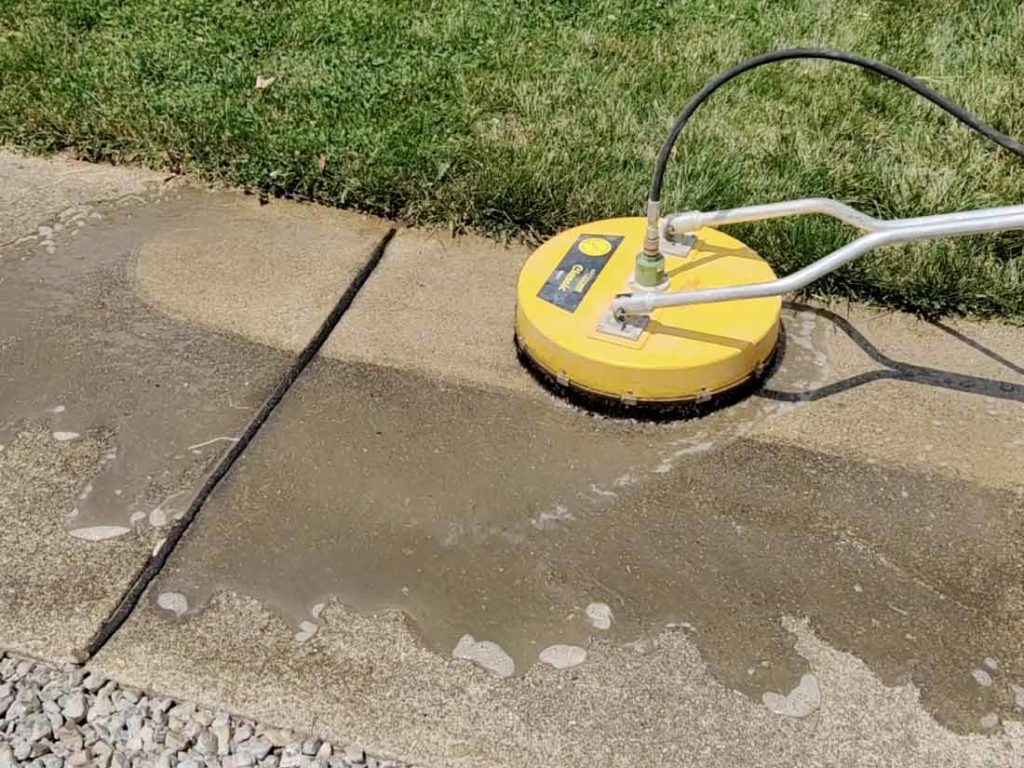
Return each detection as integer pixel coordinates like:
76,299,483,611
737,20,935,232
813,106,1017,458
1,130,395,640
635,198,665,288
634,250,666,288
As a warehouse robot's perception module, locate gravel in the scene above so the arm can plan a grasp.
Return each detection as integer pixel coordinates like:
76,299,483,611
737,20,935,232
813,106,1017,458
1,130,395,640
0,653,409,768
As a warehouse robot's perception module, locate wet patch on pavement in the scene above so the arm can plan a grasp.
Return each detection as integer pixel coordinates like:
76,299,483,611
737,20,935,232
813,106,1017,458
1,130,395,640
0,427,161,660
151,321,1023,732
0,184,346,657
0,189,317,538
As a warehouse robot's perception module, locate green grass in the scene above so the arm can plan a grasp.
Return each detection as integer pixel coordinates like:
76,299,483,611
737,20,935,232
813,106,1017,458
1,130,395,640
3,0,1024,319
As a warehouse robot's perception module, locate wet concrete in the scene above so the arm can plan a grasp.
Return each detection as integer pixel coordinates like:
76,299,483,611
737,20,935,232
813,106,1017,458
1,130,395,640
0,164,384,658
97,591,1024,768
153,309,1022,731
0,189,293,537
0,426,159,661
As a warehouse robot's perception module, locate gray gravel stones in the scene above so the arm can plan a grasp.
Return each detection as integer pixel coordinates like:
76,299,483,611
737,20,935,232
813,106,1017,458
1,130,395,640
0,652,406,768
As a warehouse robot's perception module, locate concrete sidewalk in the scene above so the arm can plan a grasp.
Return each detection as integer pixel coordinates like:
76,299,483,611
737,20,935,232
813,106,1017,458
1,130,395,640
2,152,1023,767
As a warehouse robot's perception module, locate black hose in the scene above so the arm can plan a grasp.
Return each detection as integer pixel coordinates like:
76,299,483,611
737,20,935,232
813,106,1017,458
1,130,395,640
649,48,1024,205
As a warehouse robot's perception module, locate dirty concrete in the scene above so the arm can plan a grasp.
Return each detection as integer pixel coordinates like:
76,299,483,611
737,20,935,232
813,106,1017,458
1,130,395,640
750,303,1024,492
0,149,164,244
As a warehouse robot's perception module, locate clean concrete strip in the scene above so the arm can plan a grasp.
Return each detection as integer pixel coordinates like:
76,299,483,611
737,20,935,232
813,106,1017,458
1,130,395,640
325,228,1024,495
133,189,393,355
134,223,539,396
324,228,537,395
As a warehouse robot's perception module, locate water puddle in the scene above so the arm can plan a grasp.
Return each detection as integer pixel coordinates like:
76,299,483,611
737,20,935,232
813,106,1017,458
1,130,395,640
0,189,289,538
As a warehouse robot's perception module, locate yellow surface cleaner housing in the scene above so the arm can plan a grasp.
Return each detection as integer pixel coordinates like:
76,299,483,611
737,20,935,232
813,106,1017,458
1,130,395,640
515,218,780,413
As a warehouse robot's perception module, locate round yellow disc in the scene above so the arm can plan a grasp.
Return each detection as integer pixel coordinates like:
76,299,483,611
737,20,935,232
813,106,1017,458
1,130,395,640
514,217,781,405
578,237,613,257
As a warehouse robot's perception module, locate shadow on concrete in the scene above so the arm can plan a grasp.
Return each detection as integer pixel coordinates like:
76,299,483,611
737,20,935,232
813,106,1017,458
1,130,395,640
761,303,1024,404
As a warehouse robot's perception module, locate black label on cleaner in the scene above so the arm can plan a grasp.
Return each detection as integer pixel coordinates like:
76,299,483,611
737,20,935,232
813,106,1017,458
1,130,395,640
537,234,624,312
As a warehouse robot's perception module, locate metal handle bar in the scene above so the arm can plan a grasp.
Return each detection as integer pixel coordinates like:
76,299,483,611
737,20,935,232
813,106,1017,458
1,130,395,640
612,202,1024,317
665,198,1024,235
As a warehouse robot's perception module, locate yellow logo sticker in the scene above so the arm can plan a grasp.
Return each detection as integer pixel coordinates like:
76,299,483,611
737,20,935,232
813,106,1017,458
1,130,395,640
578,237,612,257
